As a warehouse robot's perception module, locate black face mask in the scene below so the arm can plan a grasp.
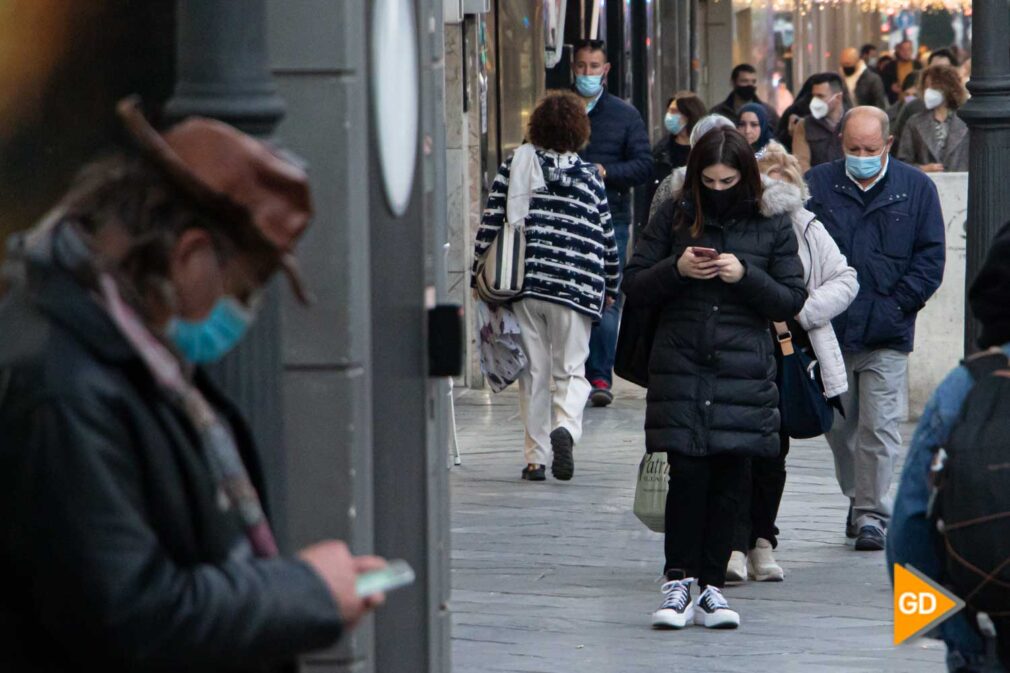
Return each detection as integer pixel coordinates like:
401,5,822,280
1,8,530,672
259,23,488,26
700,183,746,220
842,65,857,76
734,85,757,101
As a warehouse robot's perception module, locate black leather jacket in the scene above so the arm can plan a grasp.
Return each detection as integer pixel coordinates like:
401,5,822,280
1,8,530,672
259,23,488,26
0,223,342,672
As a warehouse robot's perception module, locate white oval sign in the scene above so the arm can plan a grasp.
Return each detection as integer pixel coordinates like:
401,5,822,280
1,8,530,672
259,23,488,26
371,0,419,217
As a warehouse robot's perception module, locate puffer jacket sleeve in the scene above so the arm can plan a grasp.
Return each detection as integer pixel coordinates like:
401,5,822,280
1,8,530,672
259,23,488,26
621,199,688,306
735,214,808,321
602,114,654,190
4,394,343,671
796,219,859,330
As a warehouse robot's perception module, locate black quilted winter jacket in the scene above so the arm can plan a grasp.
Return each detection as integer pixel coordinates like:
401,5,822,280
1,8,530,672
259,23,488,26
622,197,807,459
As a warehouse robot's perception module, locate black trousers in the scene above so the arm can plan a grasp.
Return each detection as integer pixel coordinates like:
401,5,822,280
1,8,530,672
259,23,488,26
733,433,790,552
664,452,749,588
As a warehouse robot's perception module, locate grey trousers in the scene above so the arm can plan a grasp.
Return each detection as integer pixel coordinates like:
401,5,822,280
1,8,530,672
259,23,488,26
824,349,909,530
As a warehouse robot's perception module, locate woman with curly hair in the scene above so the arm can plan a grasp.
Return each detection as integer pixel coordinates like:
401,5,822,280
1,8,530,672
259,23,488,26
897,64,969,172
471,91,620,482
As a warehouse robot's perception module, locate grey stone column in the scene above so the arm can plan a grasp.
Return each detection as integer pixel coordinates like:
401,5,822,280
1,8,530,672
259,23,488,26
958,0,1010,352
166,0,285,133
165,0,289,534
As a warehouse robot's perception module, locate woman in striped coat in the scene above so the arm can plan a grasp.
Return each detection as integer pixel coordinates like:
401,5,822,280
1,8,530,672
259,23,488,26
471,91,620,482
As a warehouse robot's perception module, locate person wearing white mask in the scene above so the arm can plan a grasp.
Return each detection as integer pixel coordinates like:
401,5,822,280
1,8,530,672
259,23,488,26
792,73,852,173
648,92,707,211
897,64,969,173
806,106,945,552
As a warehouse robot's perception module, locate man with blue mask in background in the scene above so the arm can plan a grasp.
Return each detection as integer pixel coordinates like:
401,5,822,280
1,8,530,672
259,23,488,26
570,38,652,407
0,97,387,672
806,106,945,554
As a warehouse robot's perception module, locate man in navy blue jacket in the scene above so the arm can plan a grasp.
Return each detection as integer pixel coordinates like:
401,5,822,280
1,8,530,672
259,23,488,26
571,39,653,406
806,106,945,552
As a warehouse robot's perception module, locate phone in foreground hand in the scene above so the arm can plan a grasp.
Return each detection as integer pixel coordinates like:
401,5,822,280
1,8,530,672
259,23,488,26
355,559,416,598
691,246,720,259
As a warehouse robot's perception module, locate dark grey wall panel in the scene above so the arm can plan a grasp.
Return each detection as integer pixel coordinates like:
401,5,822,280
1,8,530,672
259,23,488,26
268,1,377,672
267,0,361,71
274,75,371,368
282,369,371,545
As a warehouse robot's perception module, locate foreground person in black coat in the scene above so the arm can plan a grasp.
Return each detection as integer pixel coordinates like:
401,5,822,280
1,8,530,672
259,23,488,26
623,127,807,631
0,99,385,672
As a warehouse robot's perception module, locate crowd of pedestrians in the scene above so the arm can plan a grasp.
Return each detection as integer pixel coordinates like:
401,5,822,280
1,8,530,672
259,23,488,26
0,30,995,671
467,37,1010,669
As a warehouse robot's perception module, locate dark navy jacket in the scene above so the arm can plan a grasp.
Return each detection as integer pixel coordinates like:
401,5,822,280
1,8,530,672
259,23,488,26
806,158,946,354
579,91,652,223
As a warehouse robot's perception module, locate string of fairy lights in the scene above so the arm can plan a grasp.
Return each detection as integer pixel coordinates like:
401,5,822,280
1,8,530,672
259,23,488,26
719,0,972,15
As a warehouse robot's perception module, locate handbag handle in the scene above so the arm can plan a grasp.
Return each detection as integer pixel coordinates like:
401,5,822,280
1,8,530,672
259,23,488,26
773,321,795,357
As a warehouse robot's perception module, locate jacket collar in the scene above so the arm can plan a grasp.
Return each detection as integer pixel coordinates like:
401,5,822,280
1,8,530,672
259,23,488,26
827,159,909,215
721,90,767,112
586,89,610,116
7,218,141,365
910,110,968,163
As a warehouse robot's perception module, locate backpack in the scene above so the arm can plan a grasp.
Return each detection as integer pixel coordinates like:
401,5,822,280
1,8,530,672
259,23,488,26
931,351,1010,625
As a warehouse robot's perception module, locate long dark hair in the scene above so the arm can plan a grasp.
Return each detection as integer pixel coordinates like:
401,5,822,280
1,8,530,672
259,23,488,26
680,127,762,238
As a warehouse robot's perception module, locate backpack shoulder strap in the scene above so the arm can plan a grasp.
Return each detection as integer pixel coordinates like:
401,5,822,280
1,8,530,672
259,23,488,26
961,350,1010,383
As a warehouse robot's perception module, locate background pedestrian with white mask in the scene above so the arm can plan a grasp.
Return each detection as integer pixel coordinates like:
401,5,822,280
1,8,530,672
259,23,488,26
897,64,969,173
792,73,852,173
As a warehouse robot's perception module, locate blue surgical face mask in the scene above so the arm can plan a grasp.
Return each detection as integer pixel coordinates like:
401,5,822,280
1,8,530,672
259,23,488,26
664,112,685,135
845,148,887,181
575,74,604,99
168,296,256,364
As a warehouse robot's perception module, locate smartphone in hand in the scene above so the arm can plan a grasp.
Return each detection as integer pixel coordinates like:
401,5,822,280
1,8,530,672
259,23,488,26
355,559,416,598
691,247,720,259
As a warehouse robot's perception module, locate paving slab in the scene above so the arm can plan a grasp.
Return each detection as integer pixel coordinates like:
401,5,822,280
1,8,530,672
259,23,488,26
450,380,946,672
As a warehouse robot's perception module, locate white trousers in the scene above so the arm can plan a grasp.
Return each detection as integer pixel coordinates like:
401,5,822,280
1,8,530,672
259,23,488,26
513,298,592,465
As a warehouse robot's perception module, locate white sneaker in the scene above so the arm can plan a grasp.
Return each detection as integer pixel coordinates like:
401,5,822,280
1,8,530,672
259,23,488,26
651,578,695,629
725,551,747,583
693,585,740,629
747,538,784,582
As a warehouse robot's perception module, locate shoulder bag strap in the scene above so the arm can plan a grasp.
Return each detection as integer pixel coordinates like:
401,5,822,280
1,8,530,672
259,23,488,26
773,321,794,356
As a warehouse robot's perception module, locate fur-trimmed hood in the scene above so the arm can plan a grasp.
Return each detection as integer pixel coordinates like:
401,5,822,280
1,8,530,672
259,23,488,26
664,166,810,222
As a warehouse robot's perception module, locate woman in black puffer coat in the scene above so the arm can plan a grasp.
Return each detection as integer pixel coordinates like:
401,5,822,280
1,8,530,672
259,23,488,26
623,127,806,631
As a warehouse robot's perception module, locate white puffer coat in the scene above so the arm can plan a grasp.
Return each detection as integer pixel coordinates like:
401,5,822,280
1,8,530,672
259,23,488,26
660,170,858,399
759,177,858,399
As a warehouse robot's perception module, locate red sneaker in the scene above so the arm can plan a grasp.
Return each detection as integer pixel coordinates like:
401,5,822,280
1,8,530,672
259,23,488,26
589,379,613,407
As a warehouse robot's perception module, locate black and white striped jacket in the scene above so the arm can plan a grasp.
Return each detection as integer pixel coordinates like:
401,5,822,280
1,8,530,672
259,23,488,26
471,149,620,319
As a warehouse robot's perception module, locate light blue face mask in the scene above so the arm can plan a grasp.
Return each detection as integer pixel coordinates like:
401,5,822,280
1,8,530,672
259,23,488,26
168,296,256,364
575,74,604,99
664,113,685,135
845,149,886,181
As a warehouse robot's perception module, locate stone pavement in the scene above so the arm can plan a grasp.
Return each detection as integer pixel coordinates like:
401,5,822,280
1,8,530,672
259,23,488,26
449,380,947,673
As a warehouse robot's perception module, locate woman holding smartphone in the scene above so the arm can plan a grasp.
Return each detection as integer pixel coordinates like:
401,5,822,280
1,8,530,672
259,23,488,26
622,127,807,630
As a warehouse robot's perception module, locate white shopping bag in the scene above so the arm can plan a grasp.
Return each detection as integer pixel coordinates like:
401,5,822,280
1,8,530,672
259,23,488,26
633,452,669,533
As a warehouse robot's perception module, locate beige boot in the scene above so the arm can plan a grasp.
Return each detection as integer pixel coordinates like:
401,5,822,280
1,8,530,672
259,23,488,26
747,538,784,582
725,551,747,583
